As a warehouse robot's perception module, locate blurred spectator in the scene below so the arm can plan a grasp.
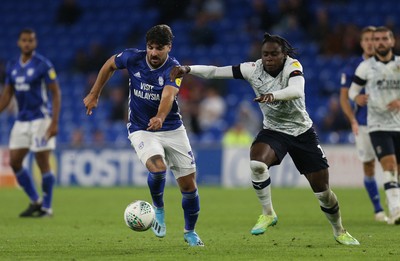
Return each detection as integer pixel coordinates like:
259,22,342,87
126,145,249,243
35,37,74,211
92,129,106,146
236,101,263,135
109,87,128,122
147,0,190,25
320,95,350,132
72,42,109,74
201,0,225,22
222,121,253,147
56,0,82,26
248,0,277,33
309,8,331,46
190,15,215,46
178,74,206,136
247,40,262,62
84,72,103,98
277,0,312,32
71,128,85,148
198,86,226,131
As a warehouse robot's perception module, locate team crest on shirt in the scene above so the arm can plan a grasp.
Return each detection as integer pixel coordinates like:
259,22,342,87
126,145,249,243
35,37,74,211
27,68,34,76
158,76,164,86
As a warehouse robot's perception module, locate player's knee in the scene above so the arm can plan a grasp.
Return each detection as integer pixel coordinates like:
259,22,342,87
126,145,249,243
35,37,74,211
146,155,167,172
250,160,268,174
250,160,269,181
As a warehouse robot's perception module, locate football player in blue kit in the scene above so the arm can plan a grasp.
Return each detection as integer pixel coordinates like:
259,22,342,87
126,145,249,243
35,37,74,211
83,24,204,246
0,28,61,217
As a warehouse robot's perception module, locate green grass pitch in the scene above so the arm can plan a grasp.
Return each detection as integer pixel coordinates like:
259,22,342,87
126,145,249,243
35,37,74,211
0,186,398,260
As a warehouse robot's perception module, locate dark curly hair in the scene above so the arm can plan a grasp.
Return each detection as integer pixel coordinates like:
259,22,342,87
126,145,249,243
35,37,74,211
262,33,297,58
146,24,174,46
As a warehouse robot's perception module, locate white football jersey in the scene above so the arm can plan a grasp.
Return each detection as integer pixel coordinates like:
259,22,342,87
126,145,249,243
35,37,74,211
240,57,313,136
354,56,400,132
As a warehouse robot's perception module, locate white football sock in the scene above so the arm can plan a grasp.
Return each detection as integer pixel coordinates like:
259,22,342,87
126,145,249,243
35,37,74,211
250,160,274,216
315,189,344,236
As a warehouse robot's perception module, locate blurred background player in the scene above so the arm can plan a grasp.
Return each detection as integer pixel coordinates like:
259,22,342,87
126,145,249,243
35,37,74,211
171,33,359,245
83,24,204,246
0,28,61,217
349,26,400,225
340,26,388,222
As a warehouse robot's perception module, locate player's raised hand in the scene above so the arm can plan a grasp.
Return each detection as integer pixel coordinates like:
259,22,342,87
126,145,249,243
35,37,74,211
83,92,99,115
254,93,275,103
170,65,190,81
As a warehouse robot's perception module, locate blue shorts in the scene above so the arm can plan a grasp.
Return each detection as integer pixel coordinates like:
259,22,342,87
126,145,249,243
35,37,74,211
253,127,329,174
369,131,400,161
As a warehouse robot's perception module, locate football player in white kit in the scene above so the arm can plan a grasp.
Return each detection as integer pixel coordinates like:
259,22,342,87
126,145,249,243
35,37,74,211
83,25,204,246
0,28,61,217
349,26,400,225
340,26,388,222
170,33,359,245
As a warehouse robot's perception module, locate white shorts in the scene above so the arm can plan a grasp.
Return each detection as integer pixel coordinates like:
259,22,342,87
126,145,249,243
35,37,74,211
9,118,56,152
128,125,196,179
354,125,375,162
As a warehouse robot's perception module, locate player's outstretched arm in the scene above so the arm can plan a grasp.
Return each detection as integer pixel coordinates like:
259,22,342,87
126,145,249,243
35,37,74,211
0,84,14,113
170,65,234,81
147,85,179,131
83,55,118,115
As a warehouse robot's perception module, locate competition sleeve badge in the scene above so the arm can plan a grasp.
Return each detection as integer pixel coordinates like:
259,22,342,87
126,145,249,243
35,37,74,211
48,68,57,80
292,61,300,68
175,77,182,87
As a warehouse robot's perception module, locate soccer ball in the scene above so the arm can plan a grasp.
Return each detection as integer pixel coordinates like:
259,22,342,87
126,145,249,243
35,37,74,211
124,200,155,232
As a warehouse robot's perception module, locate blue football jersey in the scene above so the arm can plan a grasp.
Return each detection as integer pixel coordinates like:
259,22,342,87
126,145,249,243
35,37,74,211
114,48,183,133
340,56,367,126
5,52,57,121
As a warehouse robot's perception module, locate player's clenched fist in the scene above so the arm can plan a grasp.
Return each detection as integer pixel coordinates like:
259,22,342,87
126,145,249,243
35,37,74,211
254,93,275,103
170,65,190,81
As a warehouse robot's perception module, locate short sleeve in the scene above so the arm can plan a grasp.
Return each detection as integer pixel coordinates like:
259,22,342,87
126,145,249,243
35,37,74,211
114,48,139,69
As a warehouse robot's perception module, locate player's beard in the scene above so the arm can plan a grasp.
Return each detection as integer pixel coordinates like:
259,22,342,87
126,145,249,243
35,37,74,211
376,46,391,57
148,55,162,68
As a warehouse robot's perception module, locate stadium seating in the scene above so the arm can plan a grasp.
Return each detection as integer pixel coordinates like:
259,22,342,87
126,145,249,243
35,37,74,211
0,0,399,145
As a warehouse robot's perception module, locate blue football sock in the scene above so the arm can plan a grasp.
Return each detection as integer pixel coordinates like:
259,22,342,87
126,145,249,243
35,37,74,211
42,172,55,209
15,168,39,203
364,176,383,213
182,189,200,231
147,171,166,208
